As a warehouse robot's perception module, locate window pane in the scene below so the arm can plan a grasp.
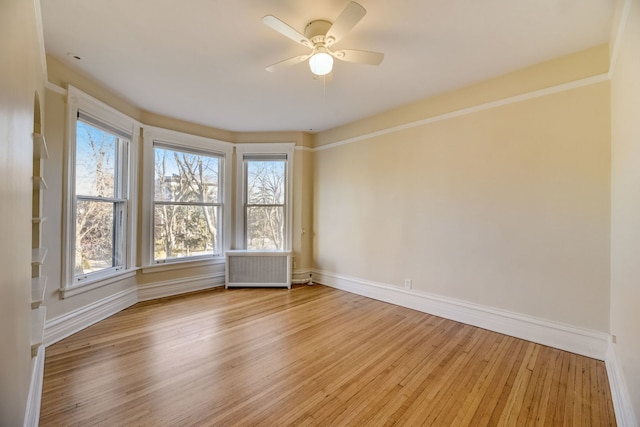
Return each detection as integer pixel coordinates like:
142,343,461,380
75,200,116,275
154,204,220,260
246,206,284,250
76,120,117,198
247,160,285,205
154,147,220,203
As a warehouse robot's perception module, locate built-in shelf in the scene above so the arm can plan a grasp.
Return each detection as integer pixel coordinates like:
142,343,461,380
31,248,48,266
31,131,48,358
31,305,46,357
33,133,49,159
31,131,48,359
31,276,47,309
32,176,48,190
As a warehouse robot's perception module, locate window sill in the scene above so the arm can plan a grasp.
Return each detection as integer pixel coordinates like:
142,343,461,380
61,270,137,299
141,257,225,274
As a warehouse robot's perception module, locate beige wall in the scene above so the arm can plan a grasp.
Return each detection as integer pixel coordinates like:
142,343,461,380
315,45,609,148
313,57,611,331
610,0,640,420
0,0,46,424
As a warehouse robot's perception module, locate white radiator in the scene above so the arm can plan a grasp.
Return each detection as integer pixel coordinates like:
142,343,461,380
225,250,292,289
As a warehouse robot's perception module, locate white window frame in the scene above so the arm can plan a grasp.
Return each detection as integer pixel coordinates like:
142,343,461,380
141,126,233,270
61,85,139,297
235,143,294,251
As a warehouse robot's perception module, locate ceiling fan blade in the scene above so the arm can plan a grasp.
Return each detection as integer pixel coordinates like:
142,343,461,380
265,54,311,72
262,15,311,47
332,49,384,65
325,2,367,46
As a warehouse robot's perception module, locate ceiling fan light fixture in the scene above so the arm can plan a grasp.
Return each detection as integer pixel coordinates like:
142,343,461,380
309,51,333,76
263,2,383,75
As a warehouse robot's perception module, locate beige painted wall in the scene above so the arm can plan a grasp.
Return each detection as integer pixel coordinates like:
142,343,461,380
610,0,640,420
0,0,46,424
314,45,610,148
313,64,611,331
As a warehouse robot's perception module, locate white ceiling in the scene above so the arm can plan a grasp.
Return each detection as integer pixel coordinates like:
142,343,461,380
41,0,614,133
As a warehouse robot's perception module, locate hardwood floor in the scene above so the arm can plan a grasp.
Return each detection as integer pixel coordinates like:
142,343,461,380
40,285,616,426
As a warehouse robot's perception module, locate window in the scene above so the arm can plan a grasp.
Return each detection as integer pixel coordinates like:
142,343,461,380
244,156,286,250
63,86,138,295
142,127,233,268
74,116,128,276
236,144,294,251
153,145,222,262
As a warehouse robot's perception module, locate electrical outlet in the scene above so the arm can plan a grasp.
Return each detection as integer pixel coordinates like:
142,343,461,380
612,335,617,344
404,279,412,289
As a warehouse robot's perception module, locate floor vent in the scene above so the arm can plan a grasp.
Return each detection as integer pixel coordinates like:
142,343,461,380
225,251,291,289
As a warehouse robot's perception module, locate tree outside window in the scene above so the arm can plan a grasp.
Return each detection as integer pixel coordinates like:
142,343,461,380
244,158,286,250
74,119,128,278
153,145,222,261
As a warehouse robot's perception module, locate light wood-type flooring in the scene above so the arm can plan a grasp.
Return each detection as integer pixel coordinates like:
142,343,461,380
40,284,616,426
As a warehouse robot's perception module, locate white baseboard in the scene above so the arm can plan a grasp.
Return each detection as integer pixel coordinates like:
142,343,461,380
606,344,638,427
137,273,225,302
44,287,138,347
23,345,45,427
312,269,610,360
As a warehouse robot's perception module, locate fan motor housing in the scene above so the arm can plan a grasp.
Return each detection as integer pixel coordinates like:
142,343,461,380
305,20,332,44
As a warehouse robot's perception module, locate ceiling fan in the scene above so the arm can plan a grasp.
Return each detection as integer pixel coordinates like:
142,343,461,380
262,1,384,76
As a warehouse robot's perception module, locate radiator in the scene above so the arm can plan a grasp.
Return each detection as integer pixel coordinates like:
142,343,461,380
225,250,292,289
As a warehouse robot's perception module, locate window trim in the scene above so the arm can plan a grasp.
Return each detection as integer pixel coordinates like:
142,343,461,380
141,126,233,269
235,143,295,251
61,86,139,296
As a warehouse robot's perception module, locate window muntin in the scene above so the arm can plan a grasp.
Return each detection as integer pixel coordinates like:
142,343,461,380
153,144,223,262
243,155,287,250
73,117,129,280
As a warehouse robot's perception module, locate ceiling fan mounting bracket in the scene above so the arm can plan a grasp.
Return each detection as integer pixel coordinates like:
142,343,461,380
305,20,332,42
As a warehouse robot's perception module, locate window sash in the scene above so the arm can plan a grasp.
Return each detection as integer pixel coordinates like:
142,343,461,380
72,118,129,282
73,199,127,281
77,195,128,203
242,157,288,250
154,201,222,207
154,141,225,159
152,144,224,263
78,110,132,140
245,205,285,251
152,203,222,261
153,145,221,204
